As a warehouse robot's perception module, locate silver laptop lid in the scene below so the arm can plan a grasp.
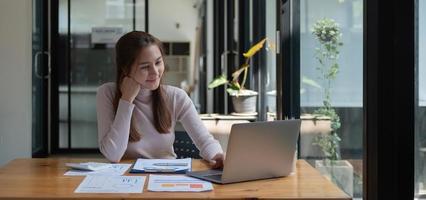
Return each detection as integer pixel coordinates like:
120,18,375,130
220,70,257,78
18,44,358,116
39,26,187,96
221,119,301,184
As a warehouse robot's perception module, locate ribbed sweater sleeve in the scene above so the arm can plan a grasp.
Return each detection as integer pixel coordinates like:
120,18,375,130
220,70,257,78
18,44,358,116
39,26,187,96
96,84,134,162
174,89,224,161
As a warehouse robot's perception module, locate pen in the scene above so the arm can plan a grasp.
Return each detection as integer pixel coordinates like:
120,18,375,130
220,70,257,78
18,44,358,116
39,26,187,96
143,167,177,172
153,163,188,166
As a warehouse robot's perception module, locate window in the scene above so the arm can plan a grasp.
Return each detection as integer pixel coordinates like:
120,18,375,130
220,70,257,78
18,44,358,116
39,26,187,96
264,0,277,120
55,0,205,151
299,0,363,198
415,0,426,197
56,0,145,150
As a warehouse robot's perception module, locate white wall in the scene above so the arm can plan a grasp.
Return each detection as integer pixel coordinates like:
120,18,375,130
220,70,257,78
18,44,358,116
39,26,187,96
149,0,200,42
0,0,32,166
150,0,202,93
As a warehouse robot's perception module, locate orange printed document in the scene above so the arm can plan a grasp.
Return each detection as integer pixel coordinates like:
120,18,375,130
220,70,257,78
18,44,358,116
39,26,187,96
147,175,213,192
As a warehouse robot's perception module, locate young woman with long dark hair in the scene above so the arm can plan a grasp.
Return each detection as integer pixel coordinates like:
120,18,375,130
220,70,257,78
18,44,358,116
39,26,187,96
96,31,223,168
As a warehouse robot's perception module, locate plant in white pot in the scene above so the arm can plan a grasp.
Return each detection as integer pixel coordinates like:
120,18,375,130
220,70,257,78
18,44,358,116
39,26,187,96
308,18,353,197
208,38,270,114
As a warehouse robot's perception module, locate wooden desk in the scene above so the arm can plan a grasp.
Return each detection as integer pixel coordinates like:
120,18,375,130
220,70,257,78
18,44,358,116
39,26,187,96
0,158,351,199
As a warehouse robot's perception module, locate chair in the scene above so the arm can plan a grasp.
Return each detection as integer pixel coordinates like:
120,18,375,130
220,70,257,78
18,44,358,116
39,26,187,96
174,131,201,159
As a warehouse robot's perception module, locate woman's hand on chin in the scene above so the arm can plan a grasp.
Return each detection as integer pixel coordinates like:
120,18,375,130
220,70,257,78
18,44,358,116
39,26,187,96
120,76,141,103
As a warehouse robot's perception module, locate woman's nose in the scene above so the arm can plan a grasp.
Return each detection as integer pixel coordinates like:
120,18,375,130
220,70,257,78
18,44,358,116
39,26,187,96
149,64,159,75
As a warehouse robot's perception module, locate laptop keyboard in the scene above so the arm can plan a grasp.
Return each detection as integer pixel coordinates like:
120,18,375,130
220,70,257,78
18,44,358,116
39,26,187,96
205,174,222,181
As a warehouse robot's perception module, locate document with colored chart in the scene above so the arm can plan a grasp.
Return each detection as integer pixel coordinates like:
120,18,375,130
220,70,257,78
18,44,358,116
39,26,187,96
147,175,213,192
75,175,146,193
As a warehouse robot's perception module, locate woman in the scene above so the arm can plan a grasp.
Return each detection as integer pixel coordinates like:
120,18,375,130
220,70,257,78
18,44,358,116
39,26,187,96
96,31,224,168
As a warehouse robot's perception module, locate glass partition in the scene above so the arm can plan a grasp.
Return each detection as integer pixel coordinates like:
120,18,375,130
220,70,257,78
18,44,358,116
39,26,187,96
56,0,205,150
58,0,144,149
265,0,277,121
299,0,363,198
415,0,425,198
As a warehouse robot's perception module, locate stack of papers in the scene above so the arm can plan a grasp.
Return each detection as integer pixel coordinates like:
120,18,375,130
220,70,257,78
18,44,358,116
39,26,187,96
75,175,146,193
147,175,213,192
130,158,191,173
66,162,110,171
64,163,132,176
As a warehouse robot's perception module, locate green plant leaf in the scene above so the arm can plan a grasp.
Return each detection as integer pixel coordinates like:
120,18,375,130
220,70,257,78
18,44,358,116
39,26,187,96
208,75,228,89
229,81,241,90
226,88,238,95
243,38,267,58
231,64,248,81
311,17,343,161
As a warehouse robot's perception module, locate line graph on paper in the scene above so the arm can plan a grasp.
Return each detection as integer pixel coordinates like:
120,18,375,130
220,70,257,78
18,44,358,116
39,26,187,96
75,176,146,193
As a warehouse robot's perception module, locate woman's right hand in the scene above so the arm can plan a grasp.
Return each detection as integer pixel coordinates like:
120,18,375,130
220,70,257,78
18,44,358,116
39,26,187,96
120,76,141,103
209,153,224,169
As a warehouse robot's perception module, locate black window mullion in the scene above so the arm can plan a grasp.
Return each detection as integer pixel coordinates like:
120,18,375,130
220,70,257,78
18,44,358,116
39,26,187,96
132,0,136,31
51,0,60,153
67,0,71,150
364,0,415,199
276,0,283,120
145,0,149,32
238,0,250,87
226,0,236,114
199,1,207,114
252,0,266,120
278,0,300,121
213,0,225,114
32,0,49,157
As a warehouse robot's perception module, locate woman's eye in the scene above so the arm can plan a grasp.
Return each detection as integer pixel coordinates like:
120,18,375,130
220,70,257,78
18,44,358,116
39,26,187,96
140,65,149,70
155,60,162,65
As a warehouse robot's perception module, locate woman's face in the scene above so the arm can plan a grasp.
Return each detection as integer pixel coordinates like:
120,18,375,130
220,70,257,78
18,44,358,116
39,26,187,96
129,44,165,90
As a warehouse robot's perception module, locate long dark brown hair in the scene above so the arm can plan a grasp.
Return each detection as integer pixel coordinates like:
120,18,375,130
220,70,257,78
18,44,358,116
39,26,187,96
113,31,171,142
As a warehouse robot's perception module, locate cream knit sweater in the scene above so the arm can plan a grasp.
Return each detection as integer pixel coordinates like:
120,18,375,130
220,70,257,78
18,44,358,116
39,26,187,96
96,82,223,162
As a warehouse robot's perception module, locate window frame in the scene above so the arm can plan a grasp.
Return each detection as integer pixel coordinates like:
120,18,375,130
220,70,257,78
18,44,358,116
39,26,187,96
364,0,415,198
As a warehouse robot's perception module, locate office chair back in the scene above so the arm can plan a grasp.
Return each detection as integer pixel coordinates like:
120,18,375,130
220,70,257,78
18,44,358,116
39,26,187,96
174,131,201,159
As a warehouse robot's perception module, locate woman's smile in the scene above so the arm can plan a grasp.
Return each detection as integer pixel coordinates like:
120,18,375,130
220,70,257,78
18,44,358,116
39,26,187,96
146,77,158,83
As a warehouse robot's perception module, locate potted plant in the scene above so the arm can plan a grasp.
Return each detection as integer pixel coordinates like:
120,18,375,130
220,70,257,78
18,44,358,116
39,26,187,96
304,18,353,196
207,38,270,114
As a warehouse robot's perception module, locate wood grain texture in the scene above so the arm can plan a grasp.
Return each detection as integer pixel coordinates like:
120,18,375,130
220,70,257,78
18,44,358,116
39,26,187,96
0,158,351,199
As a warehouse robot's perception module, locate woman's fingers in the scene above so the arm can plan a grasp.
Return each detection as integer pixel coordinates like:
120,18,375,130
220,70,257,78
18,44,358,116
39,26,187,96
210,153,224,169
120,76,141,102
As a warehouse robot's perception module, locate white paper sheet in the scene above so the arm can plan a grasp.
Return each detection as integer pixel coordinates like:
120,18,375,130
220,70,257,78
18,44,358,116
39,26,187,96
132,158,191,172
65,163,131,176
147,175,213,192
75,175,146,193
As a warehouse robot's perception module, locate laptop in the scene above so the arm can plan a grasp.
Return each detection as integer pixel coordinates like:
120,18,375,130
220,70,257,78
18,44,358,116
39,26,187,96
186,119,301,184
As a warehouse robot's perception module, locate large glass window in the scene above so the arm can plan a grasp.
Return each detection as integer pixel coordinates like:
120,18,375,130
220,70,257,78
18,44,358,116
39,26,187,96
415,0,426,197
299,0,363,198
56,0,206,150
265,0,277,120
58,0,145,149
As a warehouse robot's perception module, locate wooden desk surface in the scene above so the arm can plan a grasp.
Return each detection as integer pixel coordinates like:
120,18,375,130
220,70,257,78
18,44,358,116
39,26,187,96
0,158,351,200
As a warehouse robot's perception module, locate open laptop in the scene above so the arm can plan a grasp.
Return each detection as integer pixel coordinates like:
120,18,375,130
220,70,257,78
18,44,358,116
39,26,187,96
186,119,301,184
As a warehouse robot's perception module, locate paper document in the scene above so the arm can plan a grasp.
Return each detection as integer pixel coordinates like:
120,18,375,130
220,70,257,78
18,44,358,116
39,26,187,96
64,163,131,176
66,162,110,171
131,158,191,173
147,175,213,192
75,175,146,193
